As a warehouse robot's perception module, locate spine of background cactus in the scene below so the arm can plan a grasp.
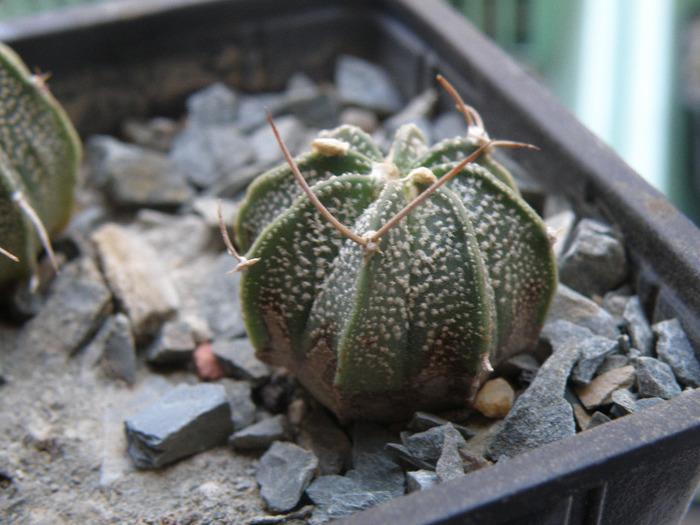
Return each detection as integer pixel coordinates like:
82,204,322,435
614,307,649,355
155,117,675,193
0,41,82,287
223,76,557,423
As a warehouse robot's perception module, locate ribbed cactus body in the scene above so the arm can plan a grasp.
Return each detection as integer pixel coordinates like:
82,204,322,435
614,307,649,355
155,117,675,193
235,122,556,422
0,42,81,286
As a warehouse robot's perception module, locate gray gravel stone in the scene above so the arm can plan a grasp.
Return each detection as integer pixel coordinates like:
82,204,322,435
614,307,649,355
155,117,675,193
18,257,112,355
211,337,271,383
230,414,290,450
545,283,619,339
570,331,619,386
306,475,362,506
306,475,392,524
171,122,255,188
99,313,137,383
558,218,628,298
545,209,577,261
406,470,440,492
653,318,700,388
435,424,468,482
297,406,352,476
221,379,257,431
249,114,309,166
595,353,630,376
186,82,238,125
384,88,437,139
256,441,318,513
146,319,196,366
403,423,467,463
335,55,403,115
622,296,654,355
195,252,246,339
585,411,611,430
431,111,467,143
632,356,682,399
406,411,473,439
87,135,193,207
93,223,179,342
122,116,180,152
345,421,405,498
634,397,665,411
124,383,234,469
487,320,582,459
610,388,638,417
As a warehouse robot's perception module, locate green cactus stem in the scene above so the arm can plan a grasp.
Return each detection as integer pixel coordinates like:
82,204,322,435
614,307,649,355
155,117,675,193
225,76,557,422
0,41,81,288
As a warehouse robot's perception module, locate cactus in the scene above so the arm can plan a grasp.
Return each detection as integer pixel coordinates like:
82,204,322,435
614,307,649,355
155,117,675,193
224,76,557,422
0,41,81,287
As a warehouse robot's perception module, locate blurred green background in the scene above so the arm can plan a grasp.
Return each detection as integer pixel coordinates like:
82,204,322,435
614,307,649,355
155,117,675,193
1,0,699,224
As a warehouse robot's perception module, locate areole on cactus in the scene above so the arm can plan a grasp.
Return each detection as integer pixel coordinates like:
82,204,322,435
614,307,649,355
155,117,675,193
222,75,558,422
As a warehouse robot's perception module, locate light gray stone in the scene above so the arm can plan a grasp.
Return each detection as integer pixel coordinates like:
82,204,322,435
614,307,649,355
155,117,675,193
93,223,179,342
384,88,438,139
211,337,271,383
99,313,137,383
297,407,352,476
195,252,246,339
124,383,233,469
653,318,700,388
170,122,254,188
306,474,392,524
229,415,290,450
122,116,180,152
595,353,630,376
545,208,577,261
545,283,619,339
585,411,611,430
558,219,628,298
220,378,256,431
18,257,112,355
186,82,238,125
406,470,440,492
622,296,654,355
431,111,467,143
570,331,619,386
403,423,467,463
487,320,582,459
256,441,318,513
335,55,403,115
87,135,193,207
632,356,682,400
610,388,638,417
249,114,308,166
435,424,467,482
146,319,196,366
345,422,405,498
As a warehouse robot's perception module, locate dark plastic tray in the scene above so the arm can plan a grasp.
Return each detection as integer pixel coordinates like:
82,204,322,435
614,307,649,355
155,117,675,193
2,1,698,523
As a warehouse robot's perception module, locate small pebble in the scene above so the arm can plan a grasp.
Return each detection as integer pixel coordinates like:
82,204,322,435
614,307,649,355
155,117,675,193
474,378,515,419
193,342,226,380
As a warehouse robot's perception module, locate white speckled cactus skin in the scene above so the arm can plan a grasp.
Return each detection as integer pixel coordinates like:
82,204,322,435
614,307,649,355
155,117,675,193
231,88,557,423
0,42,81,287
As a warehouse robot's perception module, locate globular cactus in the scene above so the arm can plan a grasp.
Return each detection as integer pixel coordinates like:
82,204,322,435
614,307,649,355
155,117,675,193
0,41,81,287
223,76,557,422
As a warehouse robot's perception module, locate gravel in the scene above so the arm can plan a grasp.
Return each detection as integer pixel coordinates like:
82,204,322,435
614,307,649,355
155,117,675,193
1,54,698,524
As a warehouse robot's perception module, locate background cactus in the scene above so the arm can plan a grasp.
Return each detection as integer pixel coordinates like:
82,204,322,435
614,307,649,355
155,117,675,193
0,41,81,287
230,80,557,422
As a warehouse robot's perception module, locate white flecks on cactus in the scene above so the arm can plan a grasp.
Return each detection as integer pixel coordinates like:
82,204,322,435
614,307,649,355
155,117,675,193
231,81,557,422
